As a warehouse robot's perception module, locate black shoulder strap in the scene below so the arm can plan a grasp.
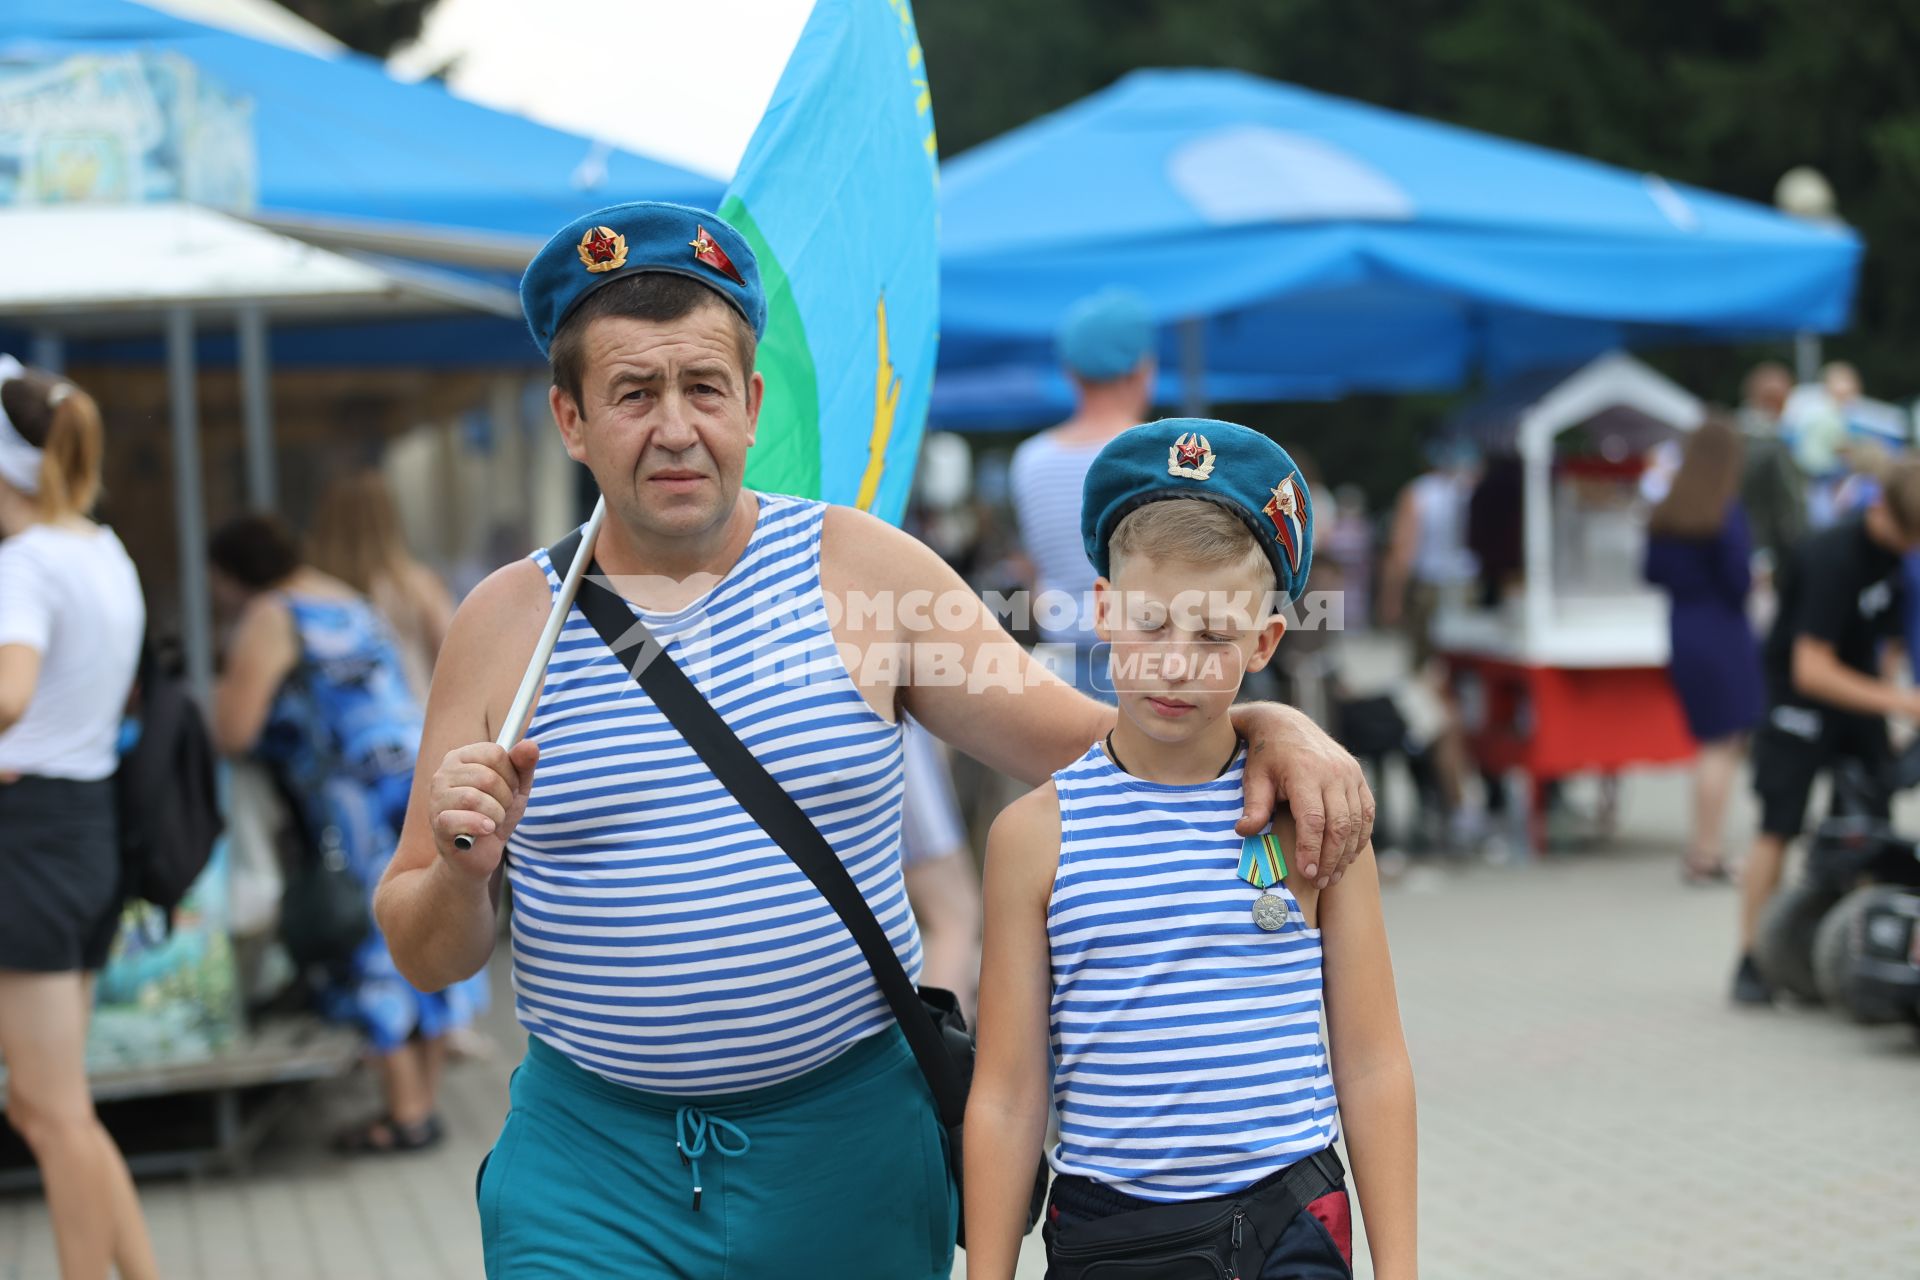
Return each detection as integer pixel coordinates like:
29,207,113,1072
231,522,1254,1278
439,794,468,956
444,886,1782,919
547,529,967,1124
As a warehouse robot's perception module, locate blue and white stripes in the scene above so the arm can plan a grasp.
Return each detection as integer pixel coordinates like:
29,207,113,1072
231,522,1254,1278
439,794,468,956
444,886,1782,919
506,494,916,1095
1047,743,1339,1201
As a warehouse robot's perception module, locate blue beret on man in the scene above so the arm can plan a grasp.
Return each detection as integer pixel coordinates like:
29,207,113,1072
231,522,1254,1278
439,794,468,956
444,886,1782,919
1057,288,1155,382
519,201,767,358
1082,417,1314,603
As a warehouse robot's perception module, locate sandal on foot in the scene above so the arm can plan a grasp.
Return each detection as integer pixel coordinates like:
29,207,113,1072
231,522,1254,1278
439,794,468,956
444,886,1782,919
333,1113,444,1155
1682,857,1730,885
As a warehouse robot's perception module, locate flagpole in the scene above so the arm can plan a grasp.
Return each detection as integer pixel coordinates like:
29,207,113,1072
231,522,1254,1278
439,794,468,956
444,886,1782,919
453,495,607,851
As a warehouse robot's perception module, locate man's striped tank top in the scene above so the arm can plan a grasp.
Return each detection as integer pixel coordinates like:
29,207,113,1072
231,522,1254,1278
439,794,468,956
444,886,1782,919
1047,742,1339,1202
505,493,917,1095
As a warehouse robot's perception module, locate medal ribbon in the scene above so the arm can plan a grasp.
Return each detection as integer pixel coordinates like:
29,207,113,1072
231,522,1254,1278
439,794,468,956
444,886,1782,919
1237,833,1287,890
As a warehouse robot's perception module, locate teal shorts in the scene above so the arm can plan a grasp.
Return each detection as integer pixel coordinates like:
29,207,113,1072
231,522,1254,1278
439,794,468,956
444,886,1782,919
477,1027,957,1279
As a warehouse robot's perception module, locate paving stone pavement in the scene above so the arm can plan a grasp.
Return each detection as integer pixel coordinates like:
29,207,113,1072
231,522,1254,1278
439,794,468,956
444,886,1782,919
4,771,1918,1279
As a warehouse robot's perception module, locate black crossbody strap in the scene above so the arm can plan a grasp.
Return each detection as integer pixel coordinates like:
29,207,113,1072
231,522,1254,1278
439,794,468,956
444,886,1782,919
547,530,967,1125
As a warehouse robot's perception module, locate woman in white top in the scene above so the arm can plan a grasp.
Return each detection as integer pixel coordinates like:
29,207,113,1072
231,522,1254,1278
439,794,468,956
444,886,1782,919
0,358,160,1280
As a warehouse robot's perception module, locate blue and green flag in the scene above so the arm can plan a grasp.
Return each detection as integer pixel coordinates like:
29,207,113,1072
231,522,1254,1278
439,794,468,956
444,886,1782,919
724,0,939,526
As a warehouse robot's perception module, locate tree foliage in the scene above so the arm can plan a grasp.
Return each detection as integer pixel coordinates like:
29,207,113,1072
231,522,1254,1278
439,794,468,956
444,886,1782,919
918,0,1920,496
280,0,434,58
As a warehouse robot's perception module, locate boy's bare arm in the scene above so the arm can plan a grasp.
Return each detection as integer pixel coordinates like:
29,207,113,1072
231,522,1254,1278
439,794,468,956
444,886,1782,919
963,784,1061,1280
1319,848,1418,1280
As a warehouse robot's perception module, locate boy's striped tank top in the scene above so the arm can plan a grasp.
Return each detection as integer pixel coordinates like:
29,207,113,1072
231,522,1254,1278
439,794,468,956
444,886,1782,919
505,493,917,1095
1046,741,1339,1201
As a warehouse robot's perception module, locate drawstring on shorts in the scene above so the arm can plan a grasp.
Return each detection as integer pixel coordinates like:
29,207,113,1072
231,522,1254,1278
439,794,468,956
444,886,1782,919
674,1105,751,1211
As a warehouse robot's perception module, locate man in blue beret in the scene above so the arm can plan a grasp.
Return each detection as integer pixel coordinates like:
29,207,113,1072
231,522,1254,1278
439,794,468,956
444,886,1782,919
375,203,1373,1278
1010,288,1156,700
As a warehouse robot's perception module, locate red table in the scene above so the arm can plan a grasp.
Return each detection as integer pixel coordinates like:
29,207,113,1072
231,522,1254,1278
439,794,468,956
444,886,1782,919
1442,653,1696,852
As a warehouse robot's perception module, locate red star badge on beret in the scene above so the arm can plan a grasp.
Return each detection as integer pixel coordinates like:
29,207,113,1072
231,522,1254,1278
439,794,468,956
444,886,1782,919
1166,431,1216,480
690,226,746,287
576,225,628,273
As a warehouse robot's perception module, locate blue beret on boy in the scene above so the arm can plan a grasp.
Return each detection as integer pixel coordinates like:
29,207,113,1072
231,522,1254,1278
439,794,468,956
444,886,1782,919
519,201,766,358
1057,288,1154,381
1082,417,1314,601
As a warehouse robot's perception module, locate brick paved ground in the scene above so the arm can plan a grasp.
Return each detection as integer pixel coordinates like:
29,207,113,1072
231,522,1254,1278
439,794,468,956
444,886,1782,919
4,770,1918,1278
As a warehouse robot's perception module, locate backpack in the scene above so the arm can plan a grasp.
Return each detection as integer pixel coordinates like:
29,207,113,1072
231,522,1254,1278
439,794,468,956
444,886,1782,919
115,644,223,913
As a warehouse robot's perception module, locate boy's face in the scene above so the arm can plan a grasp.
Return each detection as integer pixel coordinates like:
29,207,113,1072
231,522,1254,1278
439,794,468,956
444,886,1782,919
1093,552,1288,748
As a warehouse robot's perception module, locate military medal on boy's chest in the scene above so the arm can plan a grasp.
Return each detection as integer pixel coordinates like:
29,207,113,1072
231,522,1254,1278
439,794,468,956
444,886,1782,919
1238,832,1290,931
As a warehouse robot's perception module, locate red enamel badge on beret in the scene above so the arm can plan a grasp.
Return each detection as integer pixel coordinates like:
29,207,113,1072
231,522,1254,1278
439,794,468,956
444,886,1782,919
576,225,628,273
690,225,746,286
1166,431,1215,480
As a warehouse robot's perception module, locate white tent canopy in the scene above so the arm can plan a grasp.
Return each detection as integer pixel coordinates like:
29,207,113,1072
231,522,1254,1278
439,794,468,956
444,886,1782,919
0,203,517,325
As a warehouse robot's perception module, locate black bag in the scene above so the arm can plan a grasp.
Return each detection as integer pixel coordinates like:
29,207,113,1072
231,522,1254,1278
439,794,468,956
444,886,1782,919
1043,1148,1346,1280
266,629,372,972
115,643,222,914
1332,693,1408,758
274,776,371,972
550,526,1047,1249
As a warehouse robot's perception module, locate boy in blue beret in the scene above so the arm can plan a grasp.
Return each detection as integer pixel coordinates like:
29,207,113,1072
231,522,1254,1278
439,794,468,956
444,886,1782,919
966,419,1418,1279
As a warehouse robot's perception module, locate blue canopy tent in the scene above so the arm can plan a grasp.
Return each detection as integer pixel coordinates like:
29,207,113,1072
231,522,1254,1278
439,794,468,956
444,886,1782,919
0,0,725,690
3,0,723,245
934,68,1862,427
1,0,727,374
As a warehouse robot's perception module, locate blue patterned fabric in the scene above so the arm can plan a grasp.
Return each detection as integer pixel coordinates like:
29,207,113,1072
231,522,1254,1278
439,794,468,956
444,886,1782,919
257,594,487,1053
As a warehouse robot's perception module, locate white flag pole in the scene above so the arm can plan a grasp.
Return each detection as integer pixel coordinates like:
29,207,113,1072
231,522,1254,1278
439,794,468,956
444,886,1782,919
453,495,607,851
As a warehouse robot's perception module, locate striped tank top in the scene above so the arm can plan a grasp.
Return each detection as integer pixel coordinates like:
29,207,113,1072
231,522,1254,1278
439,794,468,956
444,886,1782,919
505,493,918,1095
1047,742,1340,1202
1009,432,1102,647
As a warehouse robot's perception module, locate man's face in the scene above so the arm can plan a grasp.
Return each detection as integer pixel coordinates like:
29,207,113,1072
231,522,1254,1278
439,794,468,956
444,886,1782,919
550,302,762,541
1093,553,1287,749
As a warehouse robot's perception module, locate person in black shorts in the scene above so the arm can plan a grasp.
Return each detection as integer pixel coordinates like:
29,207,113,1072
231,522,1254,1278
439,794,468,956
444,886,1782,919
0,361,160,1278
1735,459,1920,1003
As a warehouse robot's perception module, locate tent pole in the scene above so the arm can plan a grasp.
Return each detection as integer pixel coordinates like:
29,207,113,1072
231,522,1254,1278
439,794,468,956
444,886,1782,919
1179,317,1207,417
1794,332,1821,385
167,308,213,703
29,332,64,374
1519,409,1554,649
238,305,276,510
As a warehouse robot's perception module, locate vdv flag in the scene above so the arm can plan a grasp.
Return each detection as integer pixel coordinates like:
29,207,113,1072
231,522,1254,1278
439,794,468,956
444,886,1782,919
725,0,939,526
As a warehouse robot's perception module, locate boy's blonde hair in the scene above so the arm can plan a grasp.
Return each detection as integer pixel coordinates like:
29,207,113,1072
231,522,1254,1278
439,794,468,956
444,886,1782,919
1108,498,1277,595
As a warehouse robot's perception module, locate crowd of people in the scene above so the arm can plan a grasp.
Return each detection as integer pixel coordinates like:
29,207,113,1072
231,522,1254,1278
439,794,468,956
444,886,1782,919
0,339,499,1272
4,188,1913,1278
1365,353,1920,1006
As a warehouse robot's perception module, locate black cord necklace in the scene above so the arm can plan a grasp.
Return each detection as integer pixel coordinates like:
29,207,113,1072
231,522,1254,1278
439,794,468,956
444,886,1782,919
1104,731,1243,781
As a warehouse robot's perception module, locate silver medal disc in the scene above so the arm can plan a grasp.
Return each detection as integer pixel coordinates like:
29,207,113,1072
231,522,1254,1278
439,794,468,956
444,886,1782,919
1251,892,1289,932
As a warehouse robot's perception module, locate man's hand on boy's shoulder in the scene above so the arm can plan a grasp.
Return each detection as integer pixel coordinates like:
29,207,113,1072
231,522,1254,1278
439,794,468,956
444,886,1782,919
1233,703,1374,888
